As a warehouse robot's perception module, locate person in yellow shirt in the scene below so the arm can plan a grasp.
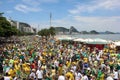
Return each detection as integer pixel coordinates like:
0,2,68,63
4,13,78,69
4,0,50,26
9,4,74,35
100,73,105,80
65,70,75,80
22,62,30,75
109,60,114,72
58,64,63,75
83,57,88,63
8,68,16,78
66,60,71,68
14,62,21,78
51,66,56,77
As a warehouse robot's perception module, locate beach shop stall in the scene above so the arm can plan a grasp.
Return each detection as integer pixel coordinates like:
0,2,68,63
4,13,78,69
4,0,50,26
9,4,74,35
85,38,112,50
74,38,111,50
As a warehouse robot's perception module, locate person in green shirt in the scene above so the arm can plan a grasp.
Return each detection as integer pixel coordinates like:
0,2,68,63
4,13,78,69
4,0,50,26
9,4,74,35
97,69,102,80
117,53,120,59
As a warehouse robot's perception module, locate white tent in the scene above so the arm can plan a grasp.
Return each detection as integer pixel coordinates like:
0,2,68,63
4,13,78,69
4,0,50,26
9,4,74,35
114,41,120,46
84,38,94,43
73,38,86,42
74,38,111,44
57,36,74,41
85,38,111,44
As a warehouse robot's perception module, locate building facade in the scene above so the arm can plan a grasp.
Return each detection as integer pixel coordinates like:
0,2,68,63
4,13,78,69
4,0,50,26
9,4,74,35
8,19,36,33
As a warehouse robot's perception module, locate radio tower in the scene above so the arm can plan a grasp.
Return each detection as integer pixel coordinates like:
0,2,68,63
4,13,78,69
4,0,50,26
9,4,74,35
50,12,52,27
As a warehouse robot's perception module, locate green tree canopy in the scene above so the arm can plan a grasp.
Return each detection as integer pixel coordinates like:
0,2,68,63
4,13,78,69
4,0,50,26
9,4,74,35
49,27,56,36
38,27,56,37
0,16,19,37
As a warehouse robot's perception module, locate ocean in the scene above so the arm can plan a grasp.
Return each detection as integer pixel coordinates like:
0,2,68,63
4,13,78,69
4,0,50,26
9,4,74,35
64,34,120,41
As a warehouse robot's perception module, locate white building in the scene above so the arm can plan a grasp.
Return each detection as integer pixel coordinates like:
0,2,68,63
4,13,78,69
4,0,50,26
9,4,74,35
7,19,36,33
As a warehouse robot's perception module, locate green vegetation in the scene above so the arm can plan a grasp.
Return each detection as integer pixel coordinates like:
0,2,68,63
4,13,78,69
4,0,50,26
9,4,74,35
0,16,20,37
49,27,56,36
38,27,56,37
0,12,35,37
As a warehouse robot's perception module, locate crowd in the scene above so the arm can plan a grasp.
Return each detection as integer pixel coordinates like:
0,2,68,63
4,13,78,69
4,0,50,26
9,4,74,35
0,35,120,80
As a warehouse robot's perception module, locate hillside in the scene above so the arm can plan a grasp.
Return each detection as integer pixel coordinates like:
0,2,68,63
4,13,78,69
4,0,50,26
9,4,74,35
69,26,79,33
54,27,69,33
54,27,117,34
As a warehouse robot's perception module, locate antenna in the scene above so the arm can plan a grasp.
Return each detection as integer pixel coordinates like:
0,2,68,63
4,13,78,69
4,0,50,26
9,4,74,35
50,12,51,27
38,24,39,32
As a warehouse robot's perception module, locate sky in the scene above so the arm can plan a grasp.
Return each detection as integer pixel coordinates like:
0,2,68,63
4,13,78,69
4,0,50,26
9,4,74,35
0,0,120,32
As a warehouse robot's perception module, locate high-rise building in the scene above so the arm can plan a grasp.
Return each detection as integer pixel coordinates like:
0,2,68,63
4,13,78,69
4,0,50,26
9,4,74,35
8,19,36,33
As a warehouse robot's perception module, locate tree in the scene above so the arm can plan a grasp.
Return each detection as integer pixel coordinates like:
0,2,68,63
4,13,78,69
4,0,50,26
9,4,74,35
49,27,55,36
38,28,50,37
0,16,20,37
38,27,56,37
0,12,4,17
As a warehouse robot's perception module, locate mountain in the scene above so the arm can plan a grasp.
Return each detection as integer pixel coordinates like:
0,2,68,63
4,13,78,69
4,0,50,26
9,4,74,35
89,30,99,34
69,26,79,33
54,27,69,32
54,27,117,34
99,31,115,34
105,31,115,34
80,31,89,34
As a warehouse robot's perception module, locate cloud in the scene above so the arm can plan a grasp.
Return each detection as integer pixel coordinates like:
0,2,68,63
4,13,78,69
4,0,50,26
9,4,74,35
6,10,13,14
29,15,120,32
22,0,58,6
22,0,41,6
40,0,58,3
52,15,120,32
15,4,41,13
69,0,120,14
15,0,58,13
73,16,120,23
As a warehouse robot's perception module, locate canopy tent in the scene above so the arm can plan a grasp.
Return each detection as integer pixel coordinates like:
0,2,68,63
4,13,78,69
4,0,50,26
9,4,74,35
73,38,112,50
73,38,111,44
56,36,74,41
73,38,86,42
85,38,111,44
114,41,120,46
84,38,94,43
